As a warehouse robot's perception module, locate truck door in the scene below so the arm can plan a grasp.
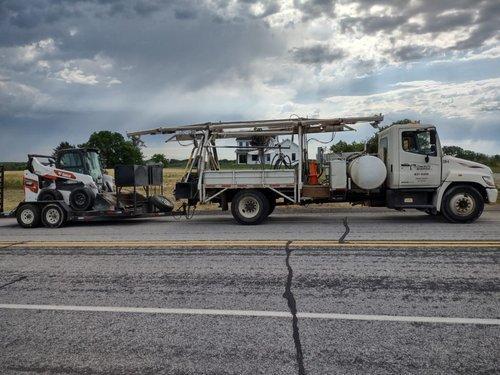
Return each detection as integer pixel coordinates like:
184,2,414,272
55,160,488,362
399,128,441,188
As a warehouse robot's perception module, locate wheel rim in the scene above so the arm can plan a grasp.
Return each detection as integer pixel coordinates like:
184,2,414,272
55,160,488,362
449,193,475,217
45,208,61,225
21,209,35,225
238,196,260,219
75,193,86,207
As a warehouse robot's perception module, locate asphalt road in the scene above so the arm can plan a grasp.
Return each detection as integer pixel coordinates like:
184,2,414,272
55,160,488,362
1,206,500,242
1,246,499,374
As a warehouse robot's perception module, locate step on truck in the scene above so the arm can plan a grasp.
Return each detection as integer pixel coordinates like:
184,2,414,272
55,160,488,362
127,114,498,225
1,148,174,228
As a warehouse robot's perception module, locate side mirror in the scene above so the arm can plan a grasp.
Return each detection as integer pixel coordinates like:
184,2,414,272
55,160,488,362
425,155,430,163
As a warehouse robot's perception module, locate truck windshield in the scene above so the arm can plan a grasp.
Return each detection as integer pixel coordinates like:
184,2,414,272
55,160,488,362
85,151,103,182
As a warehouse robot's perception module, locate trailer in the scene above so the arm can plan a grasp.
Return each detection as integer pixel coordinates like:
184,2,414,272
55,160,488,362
1,151,176,228
127,114,497,225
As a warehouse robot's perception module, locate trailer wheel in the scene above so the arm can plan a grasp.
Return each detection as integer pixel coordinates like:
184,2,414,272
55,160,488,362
41,204,66,228
69,187,94,211
441,185,484,223
231,190,269,225
16,204,41,228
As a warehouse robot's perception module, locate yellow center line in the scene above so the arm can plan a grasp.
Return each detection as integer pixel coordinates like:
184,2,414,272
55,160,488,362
1,240,499,249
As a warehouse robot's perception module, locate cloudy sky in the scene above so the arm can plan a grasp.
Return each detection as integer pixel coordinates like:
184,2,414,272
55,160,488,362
0,0,499,161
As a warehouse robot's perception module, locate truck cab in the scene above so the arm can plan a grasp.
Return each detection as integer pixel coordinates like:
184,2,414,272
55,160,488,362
378,123,497,222
55,148,104,186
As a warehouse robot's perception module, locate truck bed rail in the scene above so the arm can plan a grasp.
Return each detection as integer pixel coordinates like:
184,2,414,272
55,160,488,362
203,169,296,188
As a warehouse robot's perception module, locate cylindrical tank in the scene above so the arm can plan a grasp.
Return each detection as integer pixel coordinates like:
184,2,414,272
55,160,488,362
347,155,387,190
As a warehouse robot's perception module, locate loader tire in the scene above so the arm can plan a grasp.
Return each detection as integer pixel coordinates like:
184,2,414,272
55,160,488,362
38,189,63,202
231,189,269,225
441,185,484,223
69,187,95,211
16,204,41,228
150,195,174,212
41,204,66,228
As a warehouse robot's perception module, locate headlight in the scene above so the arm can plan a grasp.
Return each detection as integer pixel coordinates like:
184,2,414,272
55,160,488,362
482,175,495,187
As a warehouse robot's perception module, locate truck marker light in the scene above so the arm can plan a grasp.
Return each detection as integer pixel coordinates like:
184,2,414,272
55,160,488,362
482,176,495,187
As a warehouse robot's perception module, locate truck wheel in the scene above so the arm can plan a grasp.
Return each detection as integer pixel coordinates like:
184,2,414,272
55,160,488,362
16,204,41,228
441,185,484,223
38,189,63,201
231,190,270,225
149,195,174,212
69,188,94,211
41,204,66,228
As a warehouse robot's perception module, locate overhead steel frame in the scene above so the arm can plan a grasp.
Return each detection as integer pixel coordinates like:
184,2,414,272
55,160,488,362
127,115,384,204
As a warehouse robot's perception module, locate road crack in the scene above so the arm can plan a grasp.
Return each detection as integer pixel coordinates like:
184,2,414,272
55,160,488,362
283,240,307,375
0,276,27,290
339,217,350,243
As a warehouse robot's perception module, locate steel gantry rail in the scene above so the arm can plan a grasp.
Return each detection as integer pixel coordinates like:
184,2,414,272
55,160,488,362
127,114,384,205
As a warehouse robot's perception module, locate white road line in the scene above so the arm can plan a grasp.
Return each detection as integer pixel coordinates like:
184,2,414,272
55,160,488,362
0,304,498,325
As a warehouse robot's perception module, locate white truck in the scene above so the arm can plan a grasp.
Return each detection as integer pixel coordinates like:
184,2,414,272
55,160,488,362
128,115,497,225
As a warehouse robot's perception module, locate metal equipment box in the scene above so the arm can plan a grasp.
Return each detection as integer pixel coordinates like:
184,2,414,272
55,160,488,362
329,160,347,190
148,165,163,186
175,181,198,200
115,165,148,186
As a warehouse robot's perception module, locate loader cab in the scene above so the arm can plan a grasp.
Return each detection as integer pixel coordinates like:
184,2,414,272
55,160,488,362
378,123,442,189
56,149,104,184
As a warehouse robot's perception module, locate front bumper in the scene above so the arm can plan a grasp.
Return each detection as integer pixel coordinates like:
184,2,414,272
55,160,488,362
486,188,498,204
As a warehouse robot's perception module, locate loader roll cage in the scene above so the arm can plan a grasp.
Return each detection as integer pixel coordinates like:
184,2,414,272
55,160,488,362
127,115,383,206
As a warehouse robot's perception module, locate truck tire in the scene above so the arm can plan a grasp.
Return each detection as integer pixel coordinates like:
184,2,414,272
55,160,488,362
441,185,484,223
16,204,41,228
38,189,63,201
149,195,174,212
231,190,270,225
41,204,66,228
69,187,95,211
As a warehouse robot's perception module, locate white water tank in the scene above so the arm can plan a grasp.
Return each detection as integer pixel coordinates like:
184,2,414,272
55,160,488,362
347,155,387,190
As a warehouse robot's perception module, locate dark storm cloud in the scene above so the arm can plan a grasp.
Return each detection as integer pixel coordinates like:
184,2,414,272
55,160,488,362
0,0,293,162
0,0,498,161
452,0,500,50
340,15,407,34
336,0,499,51
391,45,438,62
0,0,286,92
293,0,335,20
290,45,345,65
174,8,198,20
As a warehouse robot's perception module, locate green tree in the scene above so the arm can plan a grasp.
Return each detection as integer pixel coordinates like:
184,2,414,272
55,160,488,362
79,131,143,168
149,153,169,167
330,140,365,153
52,141,75,157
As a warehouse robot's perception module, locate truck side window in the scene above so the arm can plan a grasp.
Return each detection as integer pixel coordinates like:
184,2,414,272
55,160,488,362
402,130,437,156
380,137,388,163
